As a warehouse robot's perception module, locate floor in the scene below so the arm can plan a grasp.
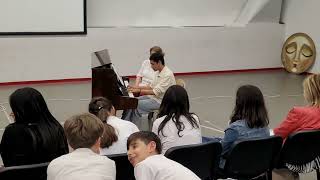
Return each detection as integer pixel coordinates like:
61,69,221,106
0,69,316,179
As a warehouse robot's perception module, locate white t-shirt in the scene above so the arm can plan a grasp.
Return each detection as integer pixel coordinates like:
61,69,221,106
152,114,202,154
134,154,200,180
47,148,116,180
137,60,155,86
100,116,139,155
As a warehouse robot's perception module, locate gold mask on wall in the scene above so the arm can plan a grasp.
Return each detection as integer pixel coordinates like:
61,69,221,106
281,33,316,74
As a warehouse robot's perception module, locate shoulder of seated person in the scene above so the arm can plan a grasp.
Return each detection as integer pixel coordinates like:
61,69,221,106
290,106,316,114
137,155,161,165
4,123,28,131
153,116,166,124
143,59,150,64
85,152,115,164
227,120,247,129
230,119,246,125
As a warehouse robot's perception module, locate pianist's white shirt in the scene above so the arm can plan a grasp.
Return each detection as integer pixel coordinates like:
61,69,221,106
137,60,155,86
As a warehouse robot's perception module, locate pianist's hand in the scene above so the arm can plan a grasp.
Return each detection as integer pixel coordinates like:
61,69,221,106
128,85,139,89
128,88,141,94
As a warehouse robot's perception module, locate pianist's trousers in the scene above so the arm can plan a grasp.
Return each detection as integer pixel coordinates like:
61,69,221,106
122,96,160,129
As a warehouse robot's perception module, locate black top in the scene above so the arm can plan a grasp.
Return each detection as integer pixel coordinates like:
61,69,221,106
0,123,68,167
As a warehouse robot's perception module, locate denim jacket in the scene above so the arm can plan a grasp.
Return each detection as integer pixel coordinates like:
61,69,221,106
219,120,270,168
221,119,270,156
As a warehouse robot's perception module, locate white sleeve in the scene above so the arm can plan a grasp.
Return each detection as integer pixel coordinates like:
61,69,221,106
151,76,175,97
137,60,147,77
111,161,116,180
46,163,55,180
132,123,140,132
134,163,154,180
152,119,160,135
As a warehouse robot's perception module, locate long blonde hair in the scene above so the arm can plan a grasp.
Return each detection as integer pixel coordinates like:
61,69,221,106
303,74,320,107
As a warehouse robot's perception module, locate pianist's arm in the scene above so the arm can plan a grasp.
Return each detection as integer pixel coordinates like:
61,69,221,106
129,86,154,96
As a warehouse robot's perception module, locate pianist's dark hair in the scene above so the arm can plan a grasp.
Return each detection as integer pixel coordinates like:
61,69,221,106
89,97,118,148
150,52,165,65
8,87,68,165
157,85,200,137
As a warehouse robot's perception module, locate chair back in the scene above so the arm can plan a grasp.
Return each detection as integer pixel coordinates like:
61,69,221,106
0,162,49,180
164,141,222,180
278,129,320,173
107,153,135,180
223,136,282,178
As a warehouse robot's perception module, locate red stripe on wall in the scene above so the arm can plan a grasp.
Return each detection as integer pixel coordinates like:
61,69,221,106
0,67,285,87
0,78,91,87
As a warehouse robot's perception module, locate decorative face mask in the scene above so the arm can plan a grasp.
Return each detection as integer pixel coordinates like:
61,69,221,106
281,33,316,74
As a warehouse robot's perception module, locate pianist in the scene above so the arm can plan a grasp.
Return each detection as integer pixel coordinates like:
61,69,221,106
123,52,176,128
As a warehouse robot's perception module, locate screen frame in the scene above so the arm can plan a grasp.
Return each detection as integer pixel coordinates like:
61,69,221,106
0,0,87,36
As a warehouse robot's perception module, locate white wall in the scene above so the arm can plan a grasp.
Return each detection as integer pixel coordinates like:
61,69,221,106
0,0,285,83
0,23,284,83
252,0,282,23
87,0,246,27
283,0,320,73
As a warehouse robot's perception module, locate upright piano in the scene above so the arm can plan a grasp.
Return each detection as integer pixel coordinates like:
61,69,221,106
92,49,138,110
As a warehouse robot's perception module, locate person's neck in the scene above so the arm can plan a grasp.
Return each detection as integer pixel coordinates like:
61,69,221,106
149,152,159,157
90,142,101,154
90,146,100,154
158,65,165,72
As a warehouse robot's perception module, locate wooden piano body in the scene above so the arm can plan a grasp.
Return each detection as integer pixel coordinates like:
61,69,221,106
92,64,138,110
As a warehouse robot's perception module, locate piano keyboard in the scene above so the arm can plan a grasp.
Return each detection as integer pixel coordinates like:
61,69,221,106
124,80,134,98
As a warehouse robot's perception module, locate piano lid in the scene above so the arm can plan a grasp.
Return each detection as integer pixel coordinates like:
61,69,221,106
91,49,125,87
92,49,112,68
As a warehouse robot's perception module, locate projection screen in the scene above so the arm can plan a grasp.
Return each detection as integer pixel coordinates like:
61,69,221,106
0,0,86,35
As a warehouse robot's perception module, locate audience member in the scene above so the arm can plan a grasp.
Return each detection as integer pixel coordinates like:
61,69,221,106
89,97,139,155
152,85,201,153
127,131,201,180
135,46,164,87
220,85,270,167
0,87,68,167
123,52,176,128
47,113,116,180
274,73,320,139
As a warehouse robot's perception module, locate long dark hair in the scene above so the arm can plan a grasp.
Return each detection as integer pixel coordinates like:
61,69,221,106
157,85,199,137
89,97,118,148
9,87,68,160
230,85,269,128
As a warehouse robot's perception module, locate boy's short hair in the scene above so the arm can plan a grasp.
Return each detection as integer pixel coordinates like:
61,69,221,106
127,131,162,154
64,113,104,149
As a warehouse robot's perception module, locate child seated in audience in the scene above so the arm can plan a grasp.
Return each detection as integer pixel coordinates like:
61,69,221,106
272,74,320,180
127,131,200,180
0,87,68,167
274,73,320,139
220,85,270,167
89,97,139,155
47,113,116,180
152,85,201,153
